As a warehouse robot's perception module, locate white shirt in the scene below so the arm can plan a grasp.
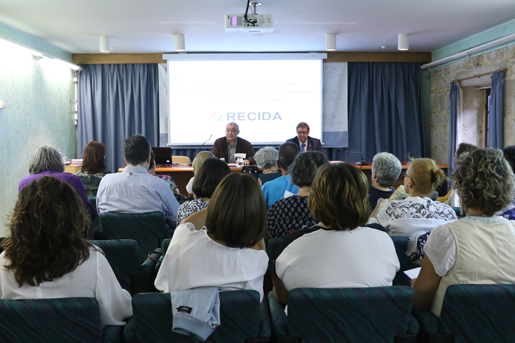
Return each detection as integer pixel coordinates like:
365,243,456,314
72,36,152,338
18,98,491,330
275,227,400,291
0,249,132,327
368,196,458,236
97,166,180,222
155,222,269,301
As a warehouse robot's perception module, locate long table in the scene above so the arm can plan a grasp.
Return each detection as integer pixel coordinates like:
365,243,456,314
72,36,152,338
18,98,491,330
149,162,450,196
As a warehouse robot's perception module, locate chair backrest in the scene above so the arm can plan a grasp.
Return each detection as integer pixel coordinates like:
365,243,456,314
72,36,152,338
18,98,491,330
99,211,168,263
132,291,262,342
439,284,515,343
88,196,97,213
91,239,141,292
287,287,415,343
391,236,420,286
0,298,103,343
172,156,191,164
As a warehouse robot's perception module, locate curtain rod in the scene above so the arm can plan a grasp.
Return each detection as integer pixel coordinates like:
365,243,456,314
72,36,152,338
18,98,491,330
453,68,506,83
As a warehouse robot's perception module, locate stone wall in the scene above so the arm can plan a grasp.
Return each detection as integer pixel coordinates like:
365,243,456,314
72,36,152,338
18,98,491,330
429,44,515,164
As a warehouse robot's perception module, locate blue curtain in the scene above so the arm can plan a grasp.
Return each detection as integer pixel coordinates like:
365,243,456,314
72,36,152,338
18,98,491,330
448,82,459,171
489,71,504,149
347,62,425,163
77,64,159,172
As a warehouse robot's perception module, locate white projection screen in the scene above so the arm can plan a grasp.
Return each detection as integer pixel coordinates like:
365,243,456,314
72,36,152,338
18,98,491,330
163,53,326,147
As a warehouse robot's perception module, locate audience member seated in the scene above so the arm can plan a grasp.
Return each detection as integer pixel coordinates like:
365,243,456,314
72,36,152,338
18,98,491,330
155,173,268,301
0,176,132,327
97,134,180,223
496,145,515,220
262,143,300,209
19,145,95,219
413,148,515,317
254,147,281,185
368,158,457,236
76,141,111,197
272,163,400,305
186,151,215,195
176,158,231,225
148,150,186,203
369,152,402,209
266,151,328,238
437,142,477,206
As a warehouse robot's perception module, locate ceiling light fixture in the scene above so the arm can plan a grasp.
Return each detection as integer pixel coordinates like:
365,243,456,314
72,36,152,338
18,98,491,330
99,36,111,53
0,38,43,57
326,34,336,51
174,34,185,51
398,34,409,51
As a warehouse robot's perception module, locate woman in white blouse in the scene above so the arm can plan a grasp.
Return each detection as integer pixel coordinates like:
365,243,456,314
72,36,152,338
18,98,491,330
155,173,269,301
368,158,458,236
0,176,132,327
413,148,515,316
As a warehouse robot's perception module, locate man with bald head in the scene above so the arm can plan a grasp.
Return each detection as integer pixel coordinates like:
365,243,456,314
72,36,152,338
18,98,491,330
212,122,255,165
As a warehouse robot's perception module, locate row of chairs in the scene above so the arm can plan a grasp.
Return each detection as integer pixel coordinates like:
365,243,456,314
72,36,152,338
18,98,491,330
0,283,512,343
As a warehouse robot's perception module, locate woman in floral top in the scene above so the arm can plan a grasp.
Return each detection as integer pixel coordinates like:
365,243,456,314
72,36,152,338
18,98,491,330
76,141,110,197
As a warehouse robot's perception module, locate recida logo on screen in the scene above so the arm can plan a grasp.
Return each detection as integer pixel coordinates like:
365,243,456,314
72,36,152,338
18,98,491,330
226,112,282,121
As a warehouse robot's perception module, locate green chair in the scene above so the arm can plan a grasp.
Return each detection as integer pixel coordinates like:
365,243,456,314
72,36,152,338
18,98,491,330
125,291,271,343
0,298,123,343
414,284,515,343
98,212,173,263
269,287,418,343
91,239,160,295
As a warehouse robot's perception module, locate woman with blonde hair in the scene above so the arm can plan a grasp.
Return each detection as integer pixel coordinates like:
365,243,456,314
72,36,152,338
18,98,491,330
185,151,215,195
272,163,399,304
1,176,132,326
414,148,515,316
368,158,457,236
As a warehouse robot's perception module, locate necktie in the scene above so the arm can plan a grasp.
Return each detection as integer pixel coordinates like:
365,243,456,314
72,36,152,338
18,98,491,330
301,143,306,152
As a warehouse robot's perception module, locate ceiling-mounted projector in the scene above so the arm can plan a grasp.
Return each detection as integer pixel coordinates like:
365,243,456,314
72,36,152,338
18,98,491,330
225,14,273,33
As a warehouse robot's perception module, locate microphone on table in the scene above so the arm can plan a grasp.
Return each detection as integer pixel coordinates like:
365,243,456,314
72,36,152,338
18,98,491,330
191,134,212,165
346,150,368,166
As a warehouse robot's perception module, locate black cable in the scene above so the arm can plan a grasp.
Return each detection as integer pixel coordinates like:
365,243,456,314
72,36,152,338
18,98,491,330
243,0,257,26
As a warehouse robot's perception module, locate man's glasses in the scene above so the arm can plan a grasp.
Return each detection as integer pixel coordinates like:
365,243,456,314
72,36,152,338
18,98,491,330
297,131,309,135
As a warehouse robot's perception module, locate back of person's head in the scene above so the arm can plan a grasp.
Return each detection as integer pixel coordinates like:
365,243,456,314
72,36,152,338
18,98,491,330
308,163,369,231
124,134,150,165
192,158,231,198
3,176,92,287
408,158,446,195
206,173,266,248
254,147,278,170
371,152,402,188
453,148,515,215
290,151,329,187
503,145,515,172
81,141,106,174
456,142,477,158
192,151,215,175
29,146,64,174
278,143,300,170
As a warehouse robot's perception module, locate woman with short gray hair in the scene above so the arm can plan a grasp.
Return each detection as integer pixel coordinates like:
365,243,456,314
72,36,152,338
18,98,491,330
255,147,281,185
19,146,96,219
369,152,402,209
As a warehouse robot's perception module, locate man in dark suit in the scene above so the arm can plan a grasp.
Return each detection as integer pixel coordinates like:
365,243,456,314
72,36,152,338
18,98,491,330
212,122,255,165
286,122,326,156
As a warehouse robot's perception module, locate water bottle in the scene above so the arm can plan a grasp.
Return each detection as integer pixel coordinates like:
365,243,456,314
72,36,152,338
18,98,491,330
58,149,68,164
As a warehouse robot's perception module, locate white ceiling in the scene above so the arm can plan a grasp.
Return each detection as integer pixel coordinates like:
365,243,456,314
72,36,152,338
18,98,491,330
1,0,515,54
